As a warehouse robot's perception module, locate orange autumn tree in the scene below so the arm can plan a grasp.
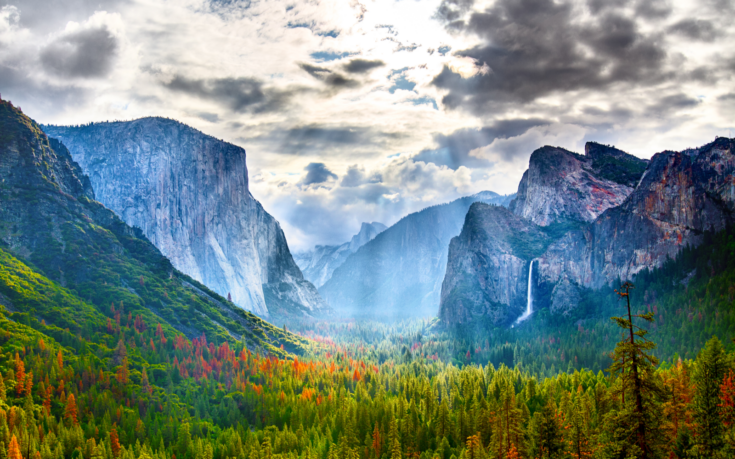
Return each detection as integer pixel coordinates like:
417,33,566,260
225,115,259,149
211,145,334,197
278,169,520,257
8,434,22,459
110,426,121,458
64,393,78,425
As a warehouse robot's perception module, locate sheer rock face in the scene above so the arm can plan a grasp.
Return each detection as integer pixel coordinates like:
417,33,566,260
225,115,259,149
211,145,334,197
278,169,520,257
439,203,549,326
509,144,647,226
539,137,735,290
319,191,515,319
293,222,387,289
43,118,329,318
439,138,735,324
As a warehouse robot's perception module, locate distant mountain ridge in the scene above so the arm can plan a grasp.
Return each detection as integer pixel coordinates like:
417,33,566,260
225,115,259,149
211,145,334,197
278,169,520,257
43,118,330,319
319,191,515,318
294,222,387,288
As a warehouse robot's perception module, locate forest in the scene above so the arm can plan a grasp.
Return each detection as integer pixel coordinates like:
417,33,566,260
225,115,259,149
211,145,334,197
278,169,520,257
1,225,735,459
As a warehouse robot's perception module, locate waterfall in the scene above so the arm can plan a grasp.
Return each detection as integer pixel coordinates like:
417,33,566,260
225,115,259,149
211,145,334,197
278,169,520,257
515,259,535,324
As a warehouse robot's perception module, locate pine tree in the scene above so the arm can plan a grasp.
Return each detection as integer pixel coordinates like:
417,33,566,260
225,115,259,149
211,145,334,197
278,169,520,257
532,399,564,458
692,336,730,457
177,424,191,459
7,435,22,459
605,282,666,459
141,368,151,395
110,427,121,458
64,393,79,425
388,418,401,459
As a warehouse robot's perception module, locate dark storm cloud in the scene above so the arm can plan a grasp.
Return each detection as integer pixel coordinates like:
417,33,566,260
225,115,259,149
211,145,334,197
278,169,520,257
300,162,338,186
413,118,549,169
432,0,672,114
645,93,701,116
343,59,385,74
668,19,718,42
585,0,629,14
0,64,89,115
162,75,300,113
251,124,405,154
40,26,118,78
298,63,360,89
2,0,129,30
634,0,671,19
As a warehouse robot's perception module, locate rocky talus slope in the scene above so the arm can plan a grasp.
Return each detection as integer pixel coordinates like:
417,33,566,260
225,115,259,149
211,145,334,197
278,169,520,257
319,191,515,318
294,222,386,288
43,119,329,318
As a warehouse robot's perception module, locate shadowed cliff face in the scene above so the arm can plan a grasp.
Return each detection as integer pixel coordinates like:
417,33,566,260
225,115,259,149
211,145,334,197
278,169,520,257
509,144,647,226
439,203,550,326
43,118,330,318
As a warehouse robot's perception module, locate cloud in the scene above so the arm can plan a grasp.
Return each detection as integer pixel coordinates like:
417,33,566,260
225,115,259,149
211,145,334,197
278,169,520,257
340,165,382,187
40,25,118,78
413,118,549,169
668,19,718,42
1,0,129,31
162,75,300,113
645,93,701,116
634,0,671,19
343,58,384,73
251,124,406,155
298,62,359,89
432,0,671,113
300,162,338,187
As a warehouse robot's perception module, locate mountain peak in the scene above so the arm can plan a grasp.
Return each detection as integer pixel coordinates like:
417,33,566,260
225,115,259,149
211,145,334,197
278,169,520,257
349,222,387,253
509,143,639,226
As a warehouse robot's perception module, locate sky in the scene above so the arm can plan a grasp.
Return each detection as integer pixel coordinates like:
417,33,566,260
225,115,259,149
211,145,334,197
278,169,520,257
1,0,733,251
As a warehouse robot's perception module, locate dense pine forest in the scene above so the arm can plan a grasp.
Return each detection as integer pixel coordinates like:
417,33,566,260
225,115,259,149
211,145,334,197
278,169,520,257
2,224,735,458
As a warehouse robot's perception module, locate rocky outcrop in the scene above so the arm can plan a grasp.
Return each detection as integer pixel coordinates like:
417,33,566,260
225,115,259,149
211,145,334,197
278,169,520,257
439,137,735,325
293,222,386,288
439,203,551,325
509,144,647,226
43,118,329,318
319,191,515,318
539,137,735,290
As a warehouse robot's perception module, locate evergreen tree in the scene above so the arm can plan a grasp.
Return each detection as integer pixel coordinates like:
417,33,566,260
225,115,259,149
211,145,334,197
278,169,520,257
605,282,666,459
692,336,730,457
532,399,564,458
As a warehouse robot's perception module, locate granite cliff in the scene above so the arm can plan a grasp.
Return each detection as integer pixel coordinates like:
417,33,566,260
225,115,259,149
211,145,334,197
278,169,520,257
538,137,735,312
439,203,550,325
319,191,514,318
0,99,309,353
509,143,647,226
43,118,329,318
440,139,735,325
294,222,387,288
